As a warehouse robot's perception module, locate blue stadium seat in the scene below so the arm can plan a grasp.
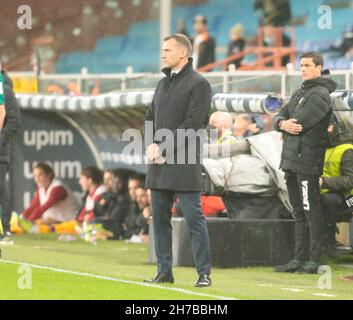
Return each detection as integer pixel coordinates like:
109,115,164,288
56,0,353,73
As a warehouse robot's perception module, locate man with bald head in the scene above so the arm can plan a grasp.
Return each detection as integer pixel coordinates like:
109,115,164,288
209,111,236,144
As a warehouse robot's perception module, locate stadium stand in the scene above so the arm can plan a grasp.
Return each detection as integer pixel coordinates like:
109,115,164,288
1,0,352,73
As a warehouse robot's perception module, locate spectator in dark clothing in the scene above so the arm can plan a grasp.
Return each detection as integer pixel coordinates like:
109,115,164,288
330,26,353,57
192,15,216,70
254,0,292,27
124,187,151,243
272,52,337,274
0,71,21,242
263,25,291,67
227,23,246,69
176,18,189,39
123,175,142,239
94,170,130,239
320,113,353,257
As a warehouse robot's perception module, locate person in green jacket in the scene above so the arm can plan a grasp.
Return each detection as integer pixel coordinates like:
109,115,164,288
320,112,353,257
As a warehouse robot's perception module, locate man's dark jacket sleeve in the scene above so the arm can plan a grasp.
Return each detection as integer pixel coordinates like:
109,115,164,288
1,85,21,145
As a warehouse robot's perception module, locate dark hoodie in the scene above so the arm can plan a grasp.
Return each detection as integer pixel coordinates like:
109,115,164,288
0,71,21,163
273,76,338,176
322,114,353,193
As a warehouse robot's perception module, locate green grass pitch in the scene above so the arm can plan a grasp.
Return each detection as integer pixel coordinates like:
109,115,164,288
1,234,353,300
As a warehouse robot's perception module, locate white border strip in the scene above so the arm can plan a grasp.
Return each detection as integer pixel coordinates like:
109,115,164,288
0,259,237,300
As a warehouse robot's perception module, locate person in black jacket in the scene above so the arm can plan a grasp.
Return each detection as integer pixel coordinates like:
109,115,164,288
272,51,337,274
144,34,212,287
227,24,246,69
0,71,21,241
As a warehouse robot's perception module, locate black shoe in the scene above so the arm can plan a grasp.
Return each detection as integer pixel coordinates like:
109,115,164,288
296,261,321,274
194,275,212,288
273,260,307,273
144,273,174,284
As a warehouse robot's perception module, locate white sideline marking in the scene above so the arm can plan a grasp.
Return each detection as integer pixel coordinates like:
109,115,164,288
281,288,304,293
0,259,236,300
313,293,336,298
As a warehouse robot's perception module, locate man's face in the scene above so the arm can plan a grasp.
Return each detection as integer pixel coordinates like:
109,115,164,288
327,124,334,134
103,171,114,190
128,179,140,200
234,117,250,132
300,57,322,81
194,19,206,34
79,175,91,192
135,188,148,209
162,39,185,70
33,168,51,189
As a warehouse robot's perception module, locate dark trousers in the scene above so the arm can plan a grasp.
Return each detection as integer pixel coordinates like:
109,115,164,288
285,172,323,262
321,193,352,249
151,190,211,276
0,163,10,233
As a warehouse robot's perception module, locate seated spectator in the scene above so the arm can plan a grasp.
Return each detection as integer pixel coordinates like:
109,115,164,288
125,186,151,244
53,166,106,235
203,131,292,219
209,111,236,144
192,15,216,70
94,170,130,239
330,25,353,57
320,113,353,257
134,187,151,242
227,23,246,69
21,163,78,228
123,174,143,239
233,113,260,140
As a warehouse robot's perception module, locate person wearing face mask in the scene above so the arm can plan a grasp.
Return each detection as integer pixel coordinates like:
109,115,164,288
320,113,353,257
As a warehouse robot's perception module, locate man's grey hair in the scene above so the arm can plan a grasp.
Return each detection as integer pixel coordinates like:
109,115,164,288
164,34,192,55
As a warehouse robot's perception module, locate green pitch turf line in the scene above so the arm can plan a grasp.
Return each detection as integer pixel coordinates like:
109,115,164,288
0,259,237,300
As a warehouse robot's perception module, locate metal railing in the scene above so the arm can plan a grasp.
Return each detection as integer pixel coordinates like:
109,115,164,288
9,66,353,97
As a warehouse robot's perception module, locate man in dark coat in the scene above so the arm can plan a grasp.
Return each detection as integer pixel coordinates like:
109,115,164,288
272,51,337,274
0,71,21,241
144,34,212,287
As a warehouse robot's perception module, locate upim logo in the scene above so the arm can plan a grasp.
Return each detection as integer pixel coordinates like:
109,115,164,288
24,130,74,151
317,265,332,290
17,264,32,290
